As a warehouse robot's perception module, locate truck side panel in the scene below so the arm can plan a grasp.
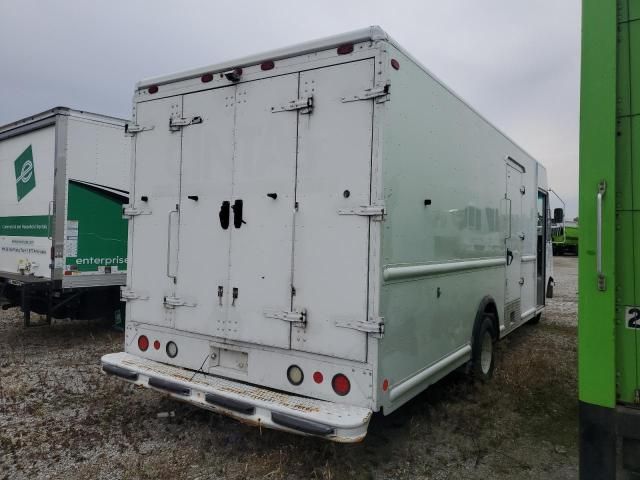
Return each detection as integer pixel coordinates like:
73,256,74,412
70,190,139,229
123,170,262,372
0,125,55,278
378,45,536,412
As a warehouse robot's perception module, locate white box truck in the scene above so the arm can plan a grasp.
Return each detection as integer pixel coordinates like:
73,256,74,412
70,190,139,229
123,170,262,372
0,107,130,325
102,26,554,442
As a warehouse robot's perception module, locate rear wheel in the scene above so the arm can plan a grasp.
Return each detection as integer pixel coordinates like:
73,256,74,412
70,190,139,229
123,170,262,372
529,312,542,325
471,315,496,382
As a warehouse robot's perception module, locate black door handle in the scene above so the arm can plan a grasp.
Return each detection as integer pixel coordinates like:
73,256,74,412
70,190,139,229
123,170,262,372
506,249,514,266
232,199,246,228
219,201,230,230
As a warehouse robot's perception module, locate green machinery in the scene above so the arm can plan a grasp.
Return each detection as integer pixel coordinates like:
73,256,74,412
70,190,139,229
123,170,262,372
580,0,640,477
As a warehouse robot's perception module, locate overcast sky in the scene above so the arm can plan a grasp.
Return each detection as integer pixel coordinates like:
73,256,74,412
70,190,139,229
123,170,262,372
0,1,581,217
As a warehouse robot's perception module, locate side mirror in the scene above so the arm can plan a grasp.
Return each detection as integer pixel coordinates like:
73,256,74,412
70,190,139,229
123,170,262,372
553,208,564,224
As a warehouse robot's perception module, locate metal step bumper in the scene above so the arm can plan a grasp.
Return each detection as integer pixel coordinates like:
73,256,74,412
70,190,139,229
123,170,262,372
101,352,372,442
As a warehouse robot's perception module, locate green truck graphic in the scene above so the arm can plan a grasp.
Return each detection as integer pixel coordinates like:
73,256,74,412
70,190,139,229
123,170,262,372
14,145,36,201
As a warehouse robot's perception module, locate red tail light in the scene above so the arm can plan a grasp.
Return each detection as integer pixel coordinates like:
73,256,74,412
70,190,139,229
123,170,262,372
153,340,160,350
313,371,324,384
332,374,350,396
138,335,149,351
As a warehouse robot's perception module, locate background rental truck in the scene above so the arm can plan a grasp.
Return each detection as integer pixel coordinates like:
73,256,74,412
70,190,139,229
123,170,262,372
0,107,130,326
102,26,554,442
579,1,640,478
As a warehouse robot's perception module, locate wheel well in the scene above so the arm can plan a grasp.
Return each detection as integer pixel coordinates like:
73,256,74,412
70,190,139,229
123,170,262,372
472,296,500,343
482,301,500,340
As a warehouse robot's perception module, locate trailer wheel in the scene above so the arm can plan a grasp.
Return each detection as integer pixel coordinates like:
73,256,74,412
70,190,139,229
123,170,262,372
471,315,496,382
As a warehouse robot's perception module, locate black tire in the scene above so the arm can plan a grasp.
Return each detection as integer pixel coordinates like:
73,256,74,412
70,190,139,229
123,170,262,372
471,315,496,382
529,312,542,325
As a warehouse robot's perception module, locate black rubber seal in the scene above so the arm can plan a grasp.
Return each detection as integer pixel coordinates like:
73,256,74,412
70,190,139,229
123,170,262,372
102,363,138,381
205,393,255,415
271,411,335,436
148,377,190,396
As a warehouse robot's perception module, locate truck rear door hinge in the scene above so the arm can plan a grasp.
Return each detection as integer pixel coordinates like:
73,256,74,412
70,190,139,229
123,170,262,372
125,124,154,136
169,116,203,131
122,205,152,218
335,317,385,335
264,309,307,327
271,96,313,114
121,288,149,301
338,204,385,220
163,296,197,308
341,84,390,104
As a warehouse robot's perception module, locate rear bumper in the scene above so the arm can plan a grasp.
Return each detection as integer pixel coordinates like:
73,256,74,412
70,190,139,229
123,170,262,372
101,352,372,442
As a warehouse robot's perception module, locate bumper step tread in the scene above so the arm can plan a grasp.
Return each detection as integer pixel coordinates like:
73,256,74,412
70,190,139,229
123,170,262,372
101,352,372,442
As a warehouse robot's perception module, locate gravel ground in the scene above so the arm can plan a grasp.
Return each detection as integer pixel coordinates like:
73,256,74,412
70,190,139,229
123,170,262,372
0,256,578,480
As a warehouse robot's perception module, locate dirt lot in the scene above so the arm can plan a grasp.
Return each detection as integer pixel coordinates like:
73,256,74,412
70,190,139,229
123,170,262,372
0,256,578,480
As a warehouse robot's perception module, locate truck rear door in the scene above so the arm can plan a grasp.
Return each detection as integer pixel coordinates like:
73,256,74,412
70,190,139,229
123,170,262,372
291,60,376,362
127,97,182,328
131,58,376,363
173,86,235,336
218,73,299,349
173,74,299,349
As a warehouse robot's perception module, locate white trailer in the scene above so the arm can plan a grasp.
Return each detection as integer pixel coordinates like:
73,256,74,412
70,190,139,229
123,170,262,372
102,27,554,442
0,107,130,325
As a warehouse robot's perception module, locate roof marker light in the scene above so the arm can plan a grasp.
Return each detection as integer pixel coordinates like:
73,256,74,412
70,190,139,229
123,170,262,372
337,43,354,55
201,73,214,83
261,61,275,71
391,59,400,70
147,85,159,94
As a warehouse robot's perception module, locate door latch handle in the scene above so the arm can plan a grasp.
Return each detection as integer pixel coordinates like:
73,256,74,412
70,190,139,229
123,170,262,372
597,180,607,291
232,200,245,228
506,249,514,266
232,287,238,306
219,201,230,230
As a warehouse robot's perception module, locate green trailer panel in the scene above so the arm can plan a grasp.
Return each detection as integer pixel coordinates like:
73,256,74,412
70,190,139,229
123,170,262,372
580,0,640,477
65,181,128,274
